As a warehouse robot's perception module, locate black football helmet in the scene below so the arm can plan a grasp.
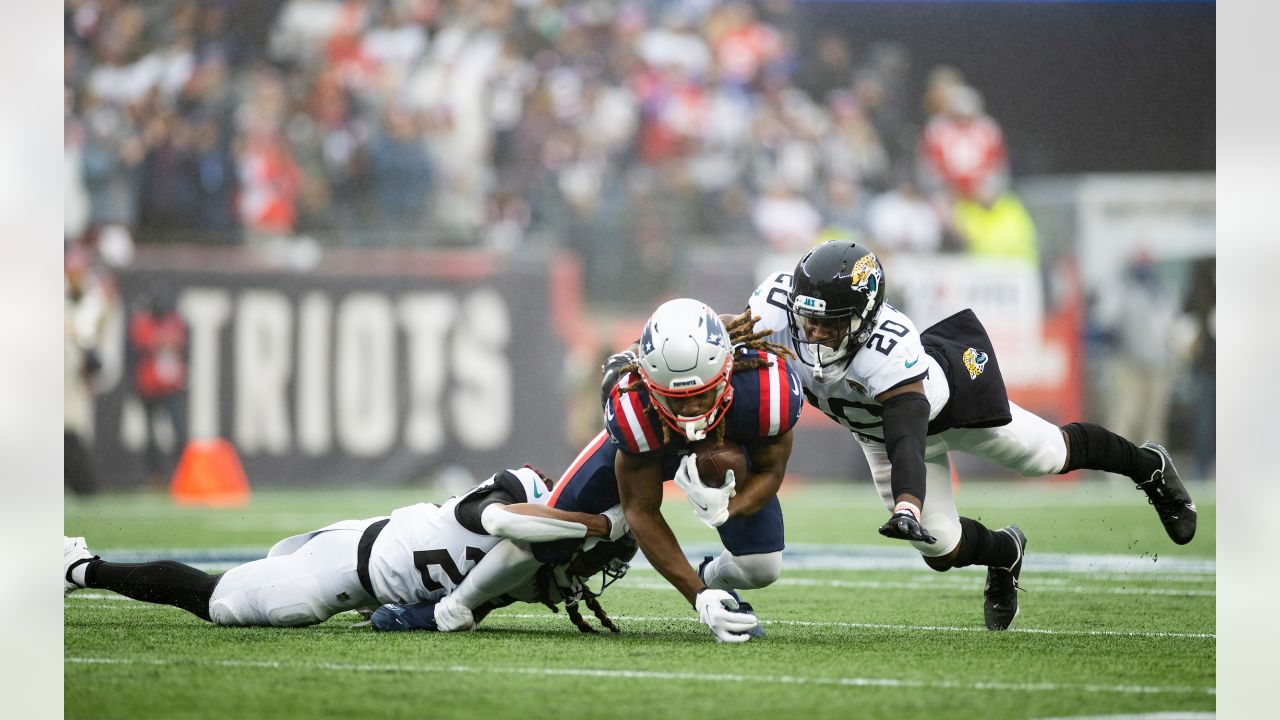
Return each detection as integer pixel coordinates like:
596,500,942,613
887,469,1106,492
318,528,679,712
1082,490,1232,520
787,240,886,375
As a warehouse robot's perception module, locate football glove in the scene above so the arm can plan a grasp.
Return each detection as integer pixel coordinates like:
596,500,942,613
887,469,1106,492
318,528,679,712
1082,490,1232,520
695,588,758,643
878,507,937,545
600,503,630,542
600,350,638,407
433,595,477,632
673,454,735,528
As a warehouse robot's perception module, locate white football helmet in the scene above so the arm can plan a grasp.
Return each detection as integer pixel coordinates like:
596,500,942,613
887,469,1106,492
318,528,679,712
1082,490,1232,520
636,298,735,441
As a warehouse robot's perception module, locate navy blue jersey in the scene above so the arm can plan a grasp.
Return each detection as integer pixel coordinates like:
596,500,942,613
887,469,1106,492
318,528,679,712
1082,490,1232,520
603,347,802,455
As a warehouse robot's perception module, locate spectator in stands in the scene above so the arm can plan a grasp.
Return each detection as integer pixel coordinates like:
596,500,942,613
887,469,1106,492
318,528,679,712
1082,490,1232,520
918,84,1009,208
951,191,1040,265
1097,252,1182,449
128,283,190,487
65,245,113,496
1182,257,1215,478
865,175,943,256
369,104,433,241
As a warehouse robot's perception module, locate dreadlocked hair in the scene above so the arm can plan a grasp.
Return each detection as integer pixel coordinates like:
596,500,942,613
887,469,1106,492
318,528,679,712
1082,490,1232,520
533,564,620,634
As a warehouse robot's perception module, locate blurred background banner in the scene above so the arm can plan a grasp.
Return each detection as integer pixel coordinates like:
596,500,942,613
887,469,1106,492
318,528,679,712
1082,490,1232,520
88,247,574,488
62,0,1215,490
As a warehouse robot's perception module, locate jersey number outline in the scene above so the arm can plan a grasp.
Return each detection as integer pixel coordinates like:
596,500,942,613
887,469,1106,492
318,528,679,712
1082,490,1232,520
803,387,884,432
866,318,910,356
765,275,793,313
413,546,488,592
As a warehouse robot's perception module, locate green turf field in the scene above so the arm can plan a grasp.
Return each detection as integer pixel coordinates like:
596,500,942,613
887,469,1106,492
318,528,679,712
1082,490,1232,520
65,480,1215,720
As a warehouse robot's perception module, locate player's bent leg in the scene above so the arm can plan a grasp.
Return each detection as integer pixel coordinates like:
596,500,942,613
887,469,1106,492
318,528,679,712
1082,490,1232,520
1059,422,1196,544
947,403,1068,478
699,550,781,591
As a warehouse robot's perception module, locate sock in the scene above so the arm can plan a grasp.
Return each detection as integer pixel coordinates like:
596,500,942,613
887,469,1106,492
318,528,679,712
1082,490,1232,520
700,550,782,591
69,559,94,587
449,540,541,610
951,517,1019,570
85,559,221,622
1059,422,1157,481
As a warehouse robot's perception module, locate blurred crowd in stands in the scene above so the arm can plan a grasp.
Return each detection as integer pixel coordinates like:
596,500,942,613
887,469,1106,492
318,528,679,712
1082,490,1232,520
63,0,1037,277
61,0,1215,483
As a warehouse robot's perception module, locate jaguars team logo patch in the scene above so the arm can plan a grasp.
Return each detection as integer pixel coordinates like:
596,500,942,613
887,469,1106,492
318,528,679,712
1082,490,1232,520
962,347,988,380
846,379,868,396
849,253,881,296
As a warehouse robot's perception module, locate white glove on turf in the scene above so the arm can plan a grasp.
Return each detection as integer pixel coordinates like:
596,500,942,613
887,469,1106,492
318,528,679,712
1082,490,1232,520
673,454,735,528
695,588,757,643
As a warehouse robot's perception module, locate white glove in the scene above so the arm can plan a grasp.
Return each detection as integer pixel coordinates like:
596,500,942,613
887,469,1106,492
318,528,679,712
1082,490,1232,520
600,503,630,541
673,453,735,528
433,595,476,632
695,588,758,643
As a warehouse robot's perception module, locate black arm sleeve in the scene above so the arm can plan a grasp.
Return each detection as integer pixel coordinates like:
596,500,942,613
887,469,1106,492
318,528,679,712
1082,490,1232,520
880,392,931,505
454,469,528,534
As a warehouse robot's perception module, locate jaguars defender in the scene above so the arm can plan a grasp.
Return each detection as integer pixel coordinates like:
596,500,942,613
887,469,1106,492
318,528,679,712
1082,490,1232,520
64,467,632,632
748,239,1197,630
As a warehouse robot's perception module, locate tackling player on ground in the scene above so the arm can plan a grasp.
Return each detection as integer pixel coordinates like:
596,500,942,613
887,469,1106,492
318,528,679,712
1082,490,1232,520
748,239,1197,630
64,466,635,634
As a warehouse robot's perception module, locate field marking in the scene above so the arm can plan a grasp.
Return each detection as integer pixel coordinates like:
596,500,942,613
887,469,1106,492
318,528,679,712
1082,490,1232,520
63,596,1214,639
616,578,1215,598
490,613,1215,640
95,544,1217,577
64,656,1214,696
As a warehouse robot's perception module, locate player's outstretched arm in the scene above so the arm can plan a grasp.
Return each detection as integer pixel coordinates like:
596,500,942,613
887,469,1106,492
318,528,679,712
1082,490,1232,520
483,503,628,542
875,380,937,544
615,451,703,603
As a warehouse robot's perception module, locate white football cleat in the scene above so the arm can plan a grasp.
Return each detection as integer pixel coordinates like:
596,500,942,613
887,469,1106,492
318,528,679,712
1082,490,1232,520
64,536,95,595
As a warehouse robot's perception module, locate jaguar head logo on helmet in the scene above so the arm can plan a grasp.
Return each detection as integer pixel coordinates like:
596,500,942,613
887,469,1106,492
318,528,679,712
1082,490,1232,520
636,298,736,441
787,240,887,380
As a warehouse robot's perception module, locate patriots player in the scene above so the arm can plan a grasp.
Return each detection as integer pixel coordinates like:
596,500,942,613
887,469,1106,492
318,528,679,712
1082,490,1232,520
748,240,1197,630
574,297,803,643
422,299,803,643
64,467,633,633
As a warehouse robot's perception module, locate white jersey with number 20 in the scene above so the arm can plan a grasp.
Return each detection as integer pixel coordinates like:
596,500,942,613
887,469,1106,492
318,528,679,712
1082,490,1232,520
747,272,951,441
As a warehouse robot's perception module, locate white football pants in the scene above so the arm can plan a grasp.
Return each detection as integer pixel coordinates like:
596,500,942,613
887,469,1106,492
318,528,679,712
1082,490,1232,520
208,525,376,627
858,402,1067,557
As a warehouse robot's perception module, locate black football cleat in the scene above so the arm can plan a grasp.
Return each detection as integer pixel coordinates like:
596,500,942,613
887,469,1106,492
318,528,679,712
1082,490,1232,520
370,601,439,631
1136,442,1197,545
984,525,1027,631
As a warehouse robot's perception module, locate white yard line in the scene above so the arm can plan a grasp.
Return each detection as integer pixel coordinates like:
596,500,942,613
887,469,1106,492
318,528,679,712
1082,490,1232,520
64,595,1214,639
63,656,1214,696
489,613,1216,640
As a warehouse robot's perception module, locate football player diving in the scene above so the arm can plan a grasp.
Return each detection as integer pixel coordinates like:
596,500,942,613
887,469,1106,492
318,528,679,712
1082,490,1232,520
747,239,1197,630
64,466,637,634
374,298,803,643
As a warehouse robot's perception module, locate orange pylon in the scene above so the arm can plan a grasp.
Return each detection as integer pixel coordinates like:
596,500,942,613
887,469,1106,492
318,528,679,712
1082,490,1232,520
170,439,251,507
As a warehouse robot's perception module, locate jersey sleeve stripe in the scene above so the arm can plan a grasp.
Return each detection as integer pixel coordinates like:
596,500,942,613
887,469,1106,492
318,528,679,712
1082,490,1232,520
620,388,655,453
753,351,777,436
549,430,608,508
776,355,792,429
609,391,639,452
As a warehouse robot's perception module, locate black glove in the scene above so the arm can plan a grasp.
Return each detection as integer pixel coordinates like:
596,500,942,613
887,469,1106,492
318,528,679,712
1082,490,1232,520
879,510,937,544
600,350,638,408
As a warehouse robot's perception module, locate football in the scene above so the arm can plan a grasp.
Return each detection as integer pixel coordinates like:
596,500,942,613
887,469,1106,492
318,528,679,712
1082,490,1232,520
692,440,748,489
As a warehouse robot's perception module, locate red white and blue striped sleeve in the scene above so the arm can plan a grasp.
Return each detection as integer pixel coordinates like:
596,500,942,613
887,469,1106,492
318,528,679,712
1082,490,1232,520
752,351,803,437
604,373,663,454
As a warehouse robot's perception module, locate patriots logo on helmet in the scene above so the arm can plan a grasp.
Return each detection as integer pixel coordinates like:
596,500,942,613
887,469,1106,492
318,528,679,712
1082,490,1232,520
704,309,726,347
962,347,989,380
640,324,657,356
